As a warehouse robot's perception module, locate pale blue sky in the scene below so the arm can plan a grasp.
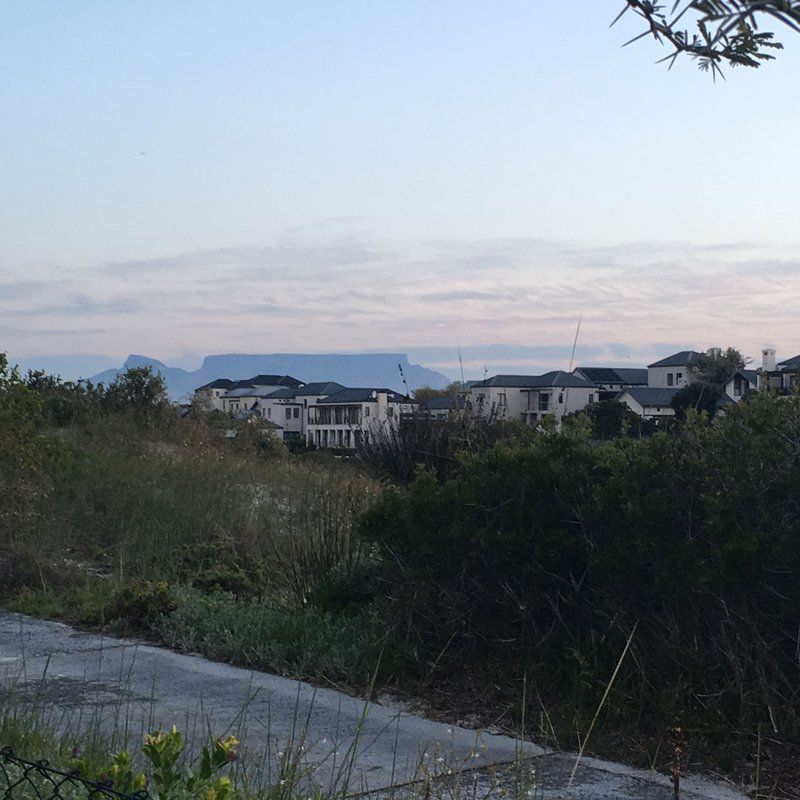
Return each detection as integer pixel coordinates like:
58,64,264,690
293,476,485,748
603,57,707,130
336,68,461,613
2,2,799,376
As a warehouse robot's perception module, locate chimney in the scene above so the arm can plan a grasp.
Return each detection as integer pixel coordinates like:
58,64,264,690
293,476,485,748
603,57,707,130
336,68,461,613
762,348,776,371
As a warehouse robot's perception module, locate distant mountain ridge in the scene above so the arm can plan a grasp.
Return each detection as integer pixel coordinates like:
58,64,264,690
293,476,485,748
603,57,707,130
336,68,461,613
90,353,450,401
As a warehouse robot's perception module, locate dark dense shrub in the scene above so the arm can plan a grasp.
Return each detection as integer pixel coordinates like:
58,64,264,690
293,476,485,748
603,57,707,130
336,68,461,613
360,395,800,750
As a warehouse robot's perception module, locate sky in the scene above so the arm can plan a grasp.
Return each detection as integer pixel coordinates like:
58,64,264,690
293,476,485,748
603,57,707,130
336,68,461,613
2,2,799,379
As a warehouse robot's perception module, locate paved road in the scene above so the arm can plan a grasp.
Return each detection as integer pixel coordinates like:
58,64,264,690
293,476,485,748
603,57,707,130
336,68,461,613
0,612,746,799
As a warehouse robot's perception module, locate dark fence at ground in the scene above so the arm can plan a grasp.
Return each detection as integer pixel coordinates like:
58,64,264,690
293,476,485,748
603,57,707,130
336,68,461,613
0,748,147,800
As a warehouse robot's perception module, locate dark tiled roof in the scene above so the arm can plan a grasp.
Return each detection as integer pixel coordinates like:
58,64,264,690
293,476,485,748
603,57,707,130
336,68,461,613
317,388,411,404
736,369,758,385
716,393,736,407
249,374,304,387
293,381,347,396
197,378,236,390
423,396,466,411
264,388,297,399
576,367,647,385
231,379,257,389
647,351,701,368
473,371,595,389
613,368,649,384
620,387,680,407
778,354,800,368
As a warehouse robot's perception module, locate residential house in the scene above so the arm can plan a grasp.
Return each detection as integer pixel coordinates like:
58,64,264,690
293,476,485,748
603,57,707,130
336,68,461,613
470,372,598,424
725,368,758,402
307,388,417,449
617,387,679,420
217,374,304,414
758,348,800,394
253,388,304,441
421,395,468,419
195,378,236,411
647,351,702,388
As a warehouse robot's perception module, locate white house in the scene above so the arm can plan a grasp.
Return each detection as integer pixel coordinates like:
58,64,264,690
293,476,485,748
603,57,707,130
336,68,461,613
725,368,758,402
253,388,305,441
646,351,702,388
195,378,236,411
758,348,800,394
307,388,417,449
469,372,599,424
218,374,304,414
617,387,680,420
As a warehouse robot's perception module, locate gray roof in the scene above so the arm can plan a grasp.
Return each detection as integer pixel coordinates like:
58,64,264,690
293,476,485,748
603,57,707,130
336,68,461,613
249,374,304,388
778,354,800,368
647,351,701,369
735,369,758,385
197,378,236,391
225,387,281,399
472,371,595,389
293,381,347,397
263,388,298,400
423,396,466,411
620,387,680,407
716,393,736,407
575,367,647,385
317,388,411,404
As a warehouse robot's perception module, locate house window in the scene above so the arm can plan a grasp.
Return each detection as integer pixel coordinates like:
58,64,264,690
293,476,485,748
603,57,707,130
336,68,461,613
558,393,564,404
285,408,291,420
293,407,299,418
387,406,394,418
676,372,683,383
538,394,550,411
667,373,674,386
364,406,371,417
588,394,594,404
267,408,271,418
497,393,507,406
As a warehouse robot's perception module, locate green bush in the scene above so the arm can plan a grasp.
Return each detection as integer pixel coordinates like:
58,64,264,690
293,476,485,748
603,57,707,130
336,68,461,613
359,395,800,752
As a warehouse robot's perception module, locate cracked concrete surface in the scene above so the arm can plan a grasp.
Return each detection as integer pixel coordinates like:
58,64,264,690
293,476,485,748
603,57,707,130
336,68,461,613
0,612,747,799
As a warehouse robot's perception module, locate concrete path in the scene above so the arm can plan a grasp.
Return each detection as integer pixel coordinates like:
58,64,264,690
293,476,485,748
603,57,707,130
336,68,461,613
0,612,747,799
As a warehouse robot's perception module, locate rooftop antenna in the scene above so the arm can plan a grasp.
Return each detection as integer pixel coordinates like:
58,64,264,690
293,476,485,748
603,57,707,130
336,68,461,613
457,344,466,387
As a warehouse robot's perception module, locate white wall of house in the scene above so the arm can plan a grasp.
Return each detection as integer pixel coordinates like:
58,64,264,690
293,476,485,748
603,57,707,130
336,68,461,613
256,398,304,437
647,366,693,389
307,394,417,449
618,393,675,420
725,373,756,401
469,387,529,421
521,386,597,424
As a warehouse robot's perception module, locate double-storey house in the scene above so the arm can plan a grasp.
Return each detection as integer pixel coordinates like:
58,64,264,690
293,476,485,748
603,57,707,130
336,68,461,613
195,378,236,411
470,372,598,424
307,388,417,449
758,348,800,394
647,351,702,388
253,388,305,440
218,374,304,414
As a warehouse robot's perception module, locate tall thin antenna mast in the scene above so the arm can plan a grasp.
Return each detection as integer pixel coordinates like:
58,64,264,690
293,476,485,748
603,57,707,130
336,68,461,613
457,344,466,387
568,316,582,374
563,316,583,419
